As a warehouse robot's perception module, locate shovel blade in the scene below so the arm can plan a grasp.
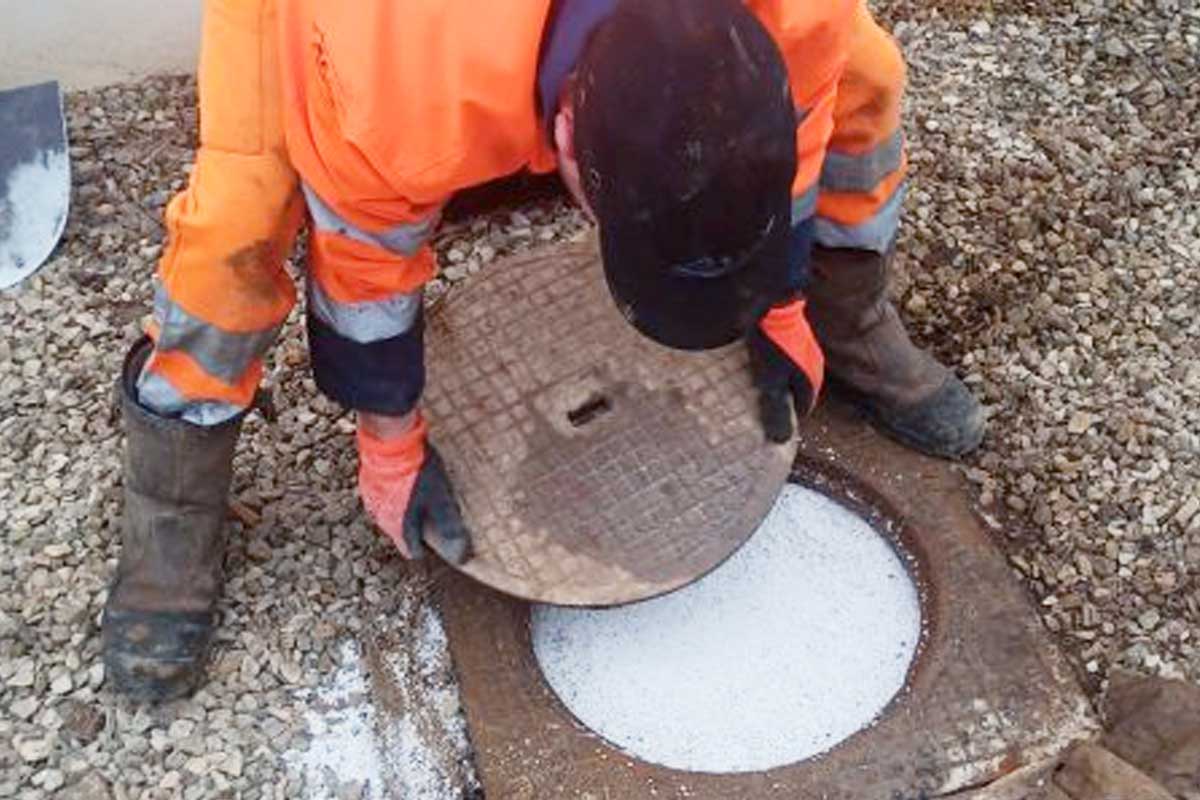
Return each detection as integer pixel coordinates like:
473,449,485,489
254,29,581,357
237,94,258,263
0,81,70,289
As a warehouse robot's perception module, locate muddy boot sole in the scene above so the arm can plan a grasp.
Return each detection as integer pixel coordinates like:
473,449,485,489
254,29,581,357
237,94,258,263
103,608,215,702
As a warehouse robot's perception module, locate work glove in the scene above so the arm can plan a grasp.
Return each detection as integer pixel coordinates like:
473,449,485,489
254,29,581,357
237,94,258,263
748,298,826,443
357,412,472,564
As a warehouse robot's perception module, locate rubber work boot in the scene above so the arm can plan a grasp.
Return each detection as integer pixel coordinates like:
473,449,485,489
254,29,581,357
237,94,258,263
103,337,243,701
806,245,985,458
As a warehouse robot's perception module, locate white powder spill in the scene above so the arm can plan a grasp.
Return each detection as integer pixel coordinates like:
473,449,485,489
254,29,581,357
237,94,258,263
286,601,479,799
288,639,387,796
0,150,70,288
532,484,922,773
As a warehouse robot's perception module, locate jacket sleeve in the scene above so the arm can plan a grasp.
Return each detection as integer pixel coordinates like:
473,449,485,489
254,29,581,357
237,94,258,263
271,0,452,416
299,183,443,415
813,1,909,254
137,0,304,426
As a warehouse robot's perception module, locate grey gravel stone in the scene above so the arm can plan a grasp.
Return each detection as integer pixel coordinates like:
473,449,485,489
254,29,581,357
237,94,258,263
14,736,53,763
11,697,40,721
60,700,106,744
33,769,64,793
59,772,112,800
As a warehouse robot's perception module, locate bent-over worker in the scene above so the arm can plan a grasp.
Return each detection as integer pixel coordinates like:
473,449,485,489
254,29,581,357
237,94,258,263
104,0,985,700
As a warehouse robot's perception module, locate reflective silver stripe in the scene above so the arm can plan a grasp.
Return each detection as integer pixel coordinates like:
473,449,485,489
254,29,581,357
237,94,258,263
136,370,245,427
153,283,279,384
302,184,439,257
820,130,904,194
790,185,818,224
814,181,906,254
308,280,422,344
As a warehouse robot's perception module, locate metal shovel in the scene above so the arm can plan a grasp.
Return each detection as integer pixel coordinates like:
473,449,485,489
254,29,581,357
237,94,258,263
0,81,70,289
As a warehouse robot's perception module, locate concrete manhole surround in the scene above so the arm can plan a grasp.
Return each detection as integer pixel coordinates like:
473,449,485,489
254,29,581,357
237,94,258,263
439,399,1099,799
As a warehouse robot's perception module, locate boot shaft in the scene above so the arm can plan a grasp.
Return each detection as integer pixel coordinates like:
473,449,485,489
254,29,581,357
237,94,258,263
805,245,947,407
110,338,244,615
120,339,242,507
804,245,893,341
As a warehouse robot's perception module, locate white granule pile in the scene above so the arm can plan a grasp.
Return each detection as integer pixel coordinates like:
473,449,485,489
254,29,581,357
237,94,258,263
532,484,922,773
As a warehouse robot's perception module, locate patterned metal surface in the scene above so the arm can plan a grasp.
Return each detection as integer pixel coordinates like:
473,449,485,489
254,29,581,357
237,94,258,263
423,235,795,605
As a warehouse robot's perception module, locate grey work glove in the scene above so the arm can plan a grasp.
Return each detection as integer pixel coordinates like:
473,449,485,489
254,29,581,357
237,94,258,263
747,298,826,443
357,413,473,564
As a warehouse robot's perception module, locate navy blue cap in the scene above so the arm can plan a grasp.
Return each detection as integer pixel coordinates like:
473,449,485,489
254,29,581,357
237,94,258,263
573,0,799,350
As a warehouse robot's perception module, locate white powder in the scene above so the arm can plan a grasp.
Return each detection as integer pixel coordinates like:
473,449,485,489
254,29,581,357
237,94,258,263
286,603,479,798
289,640,389,797
532,484,922,773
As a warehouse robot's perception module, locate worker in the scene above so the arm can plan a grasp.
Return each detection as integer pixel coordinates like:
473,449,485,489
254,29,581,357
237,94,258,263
103,0,985,701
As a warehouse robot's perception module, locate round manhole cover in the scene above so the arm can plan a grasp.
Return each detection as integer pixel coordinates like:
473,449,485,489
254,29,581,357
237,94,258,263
530,483,923,772
423,236,796,605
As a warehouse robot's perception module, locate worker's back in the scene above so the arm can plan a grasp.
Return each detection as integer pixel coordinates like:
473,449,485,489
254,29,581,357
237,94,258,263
278,0,559,231
276,0,862,231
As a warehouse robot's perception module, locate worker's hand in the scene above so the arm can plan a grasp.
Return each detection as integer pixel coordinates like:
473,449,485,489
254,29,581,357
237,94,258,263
356,411,472,564
747,298,826,443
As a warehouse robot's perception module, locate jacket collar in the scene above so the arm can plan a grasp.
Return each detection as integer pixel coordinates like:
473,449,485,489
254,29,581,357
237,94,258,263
537,0,619,141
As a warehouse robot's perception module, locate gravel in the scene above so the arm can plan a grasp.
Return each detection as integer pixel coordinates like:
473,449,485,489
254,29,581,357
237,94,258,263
879,0,1200,691
0,0,1196,795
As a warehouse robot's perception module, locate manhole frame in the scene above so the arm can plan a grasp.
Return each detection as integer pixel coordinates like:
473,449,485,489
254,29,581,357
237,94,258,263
437,398,1097,799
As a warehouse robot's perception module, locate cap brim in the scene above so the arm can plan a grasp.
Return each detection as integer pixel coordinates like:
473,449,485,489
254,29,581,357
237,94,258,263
597,214,792,351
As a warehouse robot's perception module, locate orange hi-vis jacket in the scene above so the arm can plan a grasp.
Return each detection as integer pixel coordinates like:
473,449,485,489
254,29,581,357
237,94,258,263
138,0,908,424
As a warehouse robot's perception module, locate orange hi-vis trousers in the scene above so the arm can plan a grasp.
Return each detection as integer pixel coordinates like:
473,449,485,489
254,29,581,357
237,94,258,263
137,0,908,426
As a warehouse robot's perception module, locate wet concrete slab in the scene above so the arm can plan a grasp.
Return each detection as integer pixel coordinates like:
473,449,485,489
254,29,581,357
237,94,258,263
438,396,1099,799
423,236,795,606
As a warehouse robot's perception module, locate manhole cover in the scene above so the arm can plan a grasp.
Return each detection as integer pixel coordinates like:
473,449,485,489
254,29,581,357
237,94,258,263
531,483,921,773
423,236,796,606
